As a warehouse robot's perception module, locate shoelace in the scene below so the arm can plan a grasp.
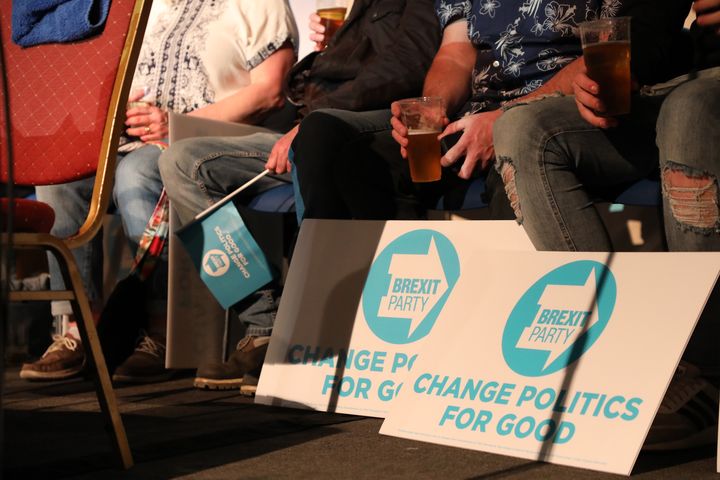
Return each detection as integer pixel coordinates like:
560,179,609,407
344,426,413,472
43,334,78,357
136,335,165,358
660,370,705,412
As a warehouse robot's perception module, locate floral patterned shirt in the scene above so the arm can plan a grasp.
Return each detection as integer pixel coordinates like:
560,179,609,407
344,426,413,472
435,0,620,113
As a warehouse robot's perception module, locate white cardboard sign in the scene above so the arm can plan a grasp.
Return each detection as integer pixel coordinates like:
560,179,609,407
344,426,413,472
379,251,720,475
255,219,534,416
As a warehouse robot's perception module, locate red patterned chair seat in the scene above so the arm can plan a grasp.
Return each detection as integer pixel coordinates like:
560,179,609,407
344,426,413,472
1,197,54,233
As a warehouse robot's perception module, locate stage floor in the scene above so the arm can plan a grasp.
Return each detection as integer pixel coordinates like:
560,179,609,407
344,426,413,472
2,367,717,479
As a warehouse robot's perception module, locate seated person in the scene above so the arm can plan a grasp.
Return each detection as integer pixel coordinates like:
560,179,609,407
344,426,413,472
291,0,622,222
158,0,440,394
23,0,298,382
492,0,719,449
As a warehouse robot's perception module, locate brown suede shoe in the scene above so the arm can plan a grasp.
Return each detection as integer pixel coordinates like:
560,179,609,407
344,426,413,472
113,333,175,384
20,334,85,381
194,336,269,390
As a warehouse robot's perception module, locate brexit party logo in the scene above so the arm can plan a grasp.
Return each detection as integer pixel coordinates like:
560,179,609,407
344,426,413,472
503,261,616,376
362,230,460,344
202,249,230,277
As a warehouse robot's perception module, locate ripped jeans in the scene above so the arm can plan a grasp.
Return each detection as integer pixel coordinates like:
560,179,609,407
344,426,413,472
493,71,720,252
492,71,720,373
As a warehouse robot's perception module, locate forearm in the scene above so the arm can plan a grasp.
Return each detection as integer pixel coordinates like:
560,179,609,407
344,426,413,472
422,46,474,116
515,57,585,104
189,82,285,124
190,45,294,124
422,21,476,117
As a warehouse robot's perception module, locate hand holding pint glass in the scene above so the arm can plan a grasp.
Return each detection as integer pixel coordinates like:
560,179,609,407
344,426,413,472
396,97,445,183
316,0,347,49
579,17,631,117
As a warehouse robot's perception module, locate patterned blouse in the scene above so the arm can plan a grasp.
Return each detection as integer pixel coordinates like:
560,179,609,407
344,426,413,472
435,0,621,113
132,0,298,114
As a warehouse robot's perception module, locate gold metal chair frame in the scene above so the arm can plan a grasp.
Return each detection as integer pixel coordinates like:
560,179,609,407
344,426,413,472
3,0,153,469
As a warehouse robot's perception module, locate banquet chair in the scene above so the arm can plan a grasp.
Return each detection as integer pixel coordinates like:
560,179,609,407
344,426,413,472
0,0,152,468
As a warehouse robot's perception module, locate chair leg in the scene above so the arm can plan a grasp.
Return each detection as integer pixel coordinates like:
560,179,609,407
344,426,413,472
48,240,134,469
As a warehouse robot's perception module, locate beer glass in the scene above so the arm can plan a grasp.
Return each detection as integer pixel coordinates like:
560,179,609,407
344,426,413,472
397,97,445,183
579,17,631,116
316,0,347,49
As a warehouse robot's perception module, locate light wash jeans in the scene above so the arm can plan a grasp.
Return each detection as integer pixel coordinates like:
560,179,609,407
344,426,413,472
35,177,103,316
492,71,720,373
158,133,290,336
35,144,166,316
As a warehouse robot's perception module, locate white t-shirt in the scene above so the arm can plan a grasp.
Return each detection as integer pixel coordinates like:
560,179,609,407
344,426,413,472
132,0,298,114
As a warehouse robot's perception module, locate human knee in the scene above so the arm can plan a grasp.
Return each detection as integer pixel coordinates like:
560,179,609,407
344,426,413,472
294,111,355,167
657,79,720,149
662,163,719,232
157,138,197,188
495,160,522,223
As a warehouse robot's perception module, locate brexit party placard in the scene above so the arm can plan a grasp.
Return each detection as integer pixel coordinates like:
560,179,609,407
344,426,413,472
255,219,534,416
380,252,720,475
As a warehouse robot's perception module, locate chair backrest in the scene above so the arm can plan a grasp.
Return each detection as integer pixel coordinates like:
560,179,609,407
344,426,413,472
0,0,151,247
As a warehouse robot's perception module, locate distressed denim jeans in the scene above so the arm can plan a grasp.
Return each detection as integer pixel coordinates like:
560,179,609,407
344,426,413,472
492,70,720,373
158,133,290,336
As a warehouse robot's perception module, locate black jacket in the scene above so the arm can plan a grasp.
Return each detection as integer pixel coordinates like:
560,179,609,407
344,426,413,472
286,0,441,118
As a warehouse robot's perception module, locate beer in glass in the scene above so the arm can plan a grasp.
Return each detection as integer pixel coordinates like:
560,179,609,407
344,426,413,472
397,97,445,182
316,0,347,49
579,17,631,116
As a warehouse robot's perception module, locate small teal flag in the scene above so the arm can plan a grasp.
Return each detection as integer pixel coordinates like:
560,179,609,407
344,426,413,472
177,202,274,309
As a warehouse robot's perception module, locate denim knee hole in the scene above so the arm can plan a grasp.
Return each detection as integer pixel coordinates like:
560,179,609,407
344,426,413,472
497,157,522,223
662,162,719,232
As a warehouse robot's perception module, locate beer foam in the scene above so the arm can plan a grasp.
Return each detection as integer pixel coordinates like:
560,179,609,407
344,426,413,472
408,129,440,135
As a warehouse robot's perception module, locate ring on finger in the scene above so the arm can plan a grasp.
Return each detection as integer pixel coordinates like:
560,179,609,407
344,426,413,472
144,125,151,134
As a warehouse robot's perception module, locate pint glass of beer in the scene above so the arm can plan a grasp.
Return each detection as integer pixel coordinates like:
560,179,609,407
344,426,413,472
579,17,631,116
397,97,445,183
316,0,348,49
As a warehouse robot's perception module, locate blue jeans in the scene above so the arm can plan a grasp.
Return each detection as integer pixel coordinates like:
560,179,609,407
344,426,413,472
158,133,289,336
493,72,720,251
35,144,166,315
492,71,720,373
35,177,103,316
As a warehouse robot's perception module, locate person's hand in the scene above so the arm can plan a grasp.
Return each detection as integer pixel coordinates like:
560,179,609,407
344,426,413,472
266,125,299,174
438,110,502,179
309,13,326,51
127,87,147,104
389,101,410,159
695,0,720,33
125,103,168,142
390,101,449,159
572,63,618,129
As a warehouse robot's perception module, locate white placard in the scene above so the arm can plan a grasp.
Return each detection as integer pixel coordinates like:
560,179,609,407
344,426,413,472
255,219,534,416
379,251,720,475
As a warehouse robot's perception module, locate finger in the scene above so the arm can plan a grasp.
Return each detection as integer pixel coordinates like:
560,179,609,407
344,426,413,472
266,150,278,172
697,9,720,28
275,149,289,174
125,114,152,127
390,101,401,117
574,85,606,113
126,123,154,137
574,72,599,95
139,132,163,142
575,97,617,129
390,116,408,139
694,0,720,13
126,106,151,118
309,13,322,25
400,146,407,159
128,88,146,102
309,33,325,42
441,139,466,167
438,119,464,140
458,150,480,180
390,129,409,148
